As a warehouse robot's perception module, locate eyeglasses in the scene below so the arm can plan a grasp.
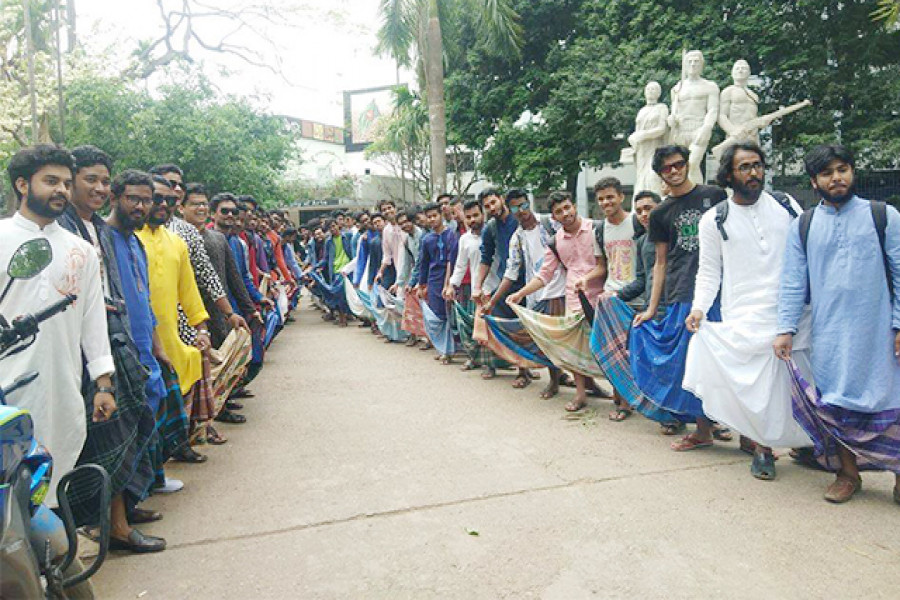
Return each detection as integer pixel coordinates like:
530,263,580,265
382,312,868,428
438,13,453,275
219,208,240,216
185,201,208,209
123,194,153,206
660,159,687,174
509,203,529,214
153,194,178,206
736,161,765,174
167,180,184,190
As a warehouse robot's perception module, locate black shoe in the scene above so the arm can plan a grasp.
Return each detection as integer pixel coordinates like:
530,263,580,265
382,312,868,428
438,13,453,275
109,529,166,553
225,400,244,411
215,409,247,424
127,508,163,525
173,447,208,463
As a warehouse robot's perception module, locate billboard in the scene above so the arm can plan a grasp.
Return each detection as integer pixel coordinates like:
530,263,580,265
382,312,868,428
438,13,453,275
343,85,398,152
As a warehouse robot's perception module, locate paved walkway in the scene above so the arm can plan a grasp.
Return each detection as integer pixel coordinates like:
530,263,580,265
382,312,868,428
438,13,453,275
94,303,900,599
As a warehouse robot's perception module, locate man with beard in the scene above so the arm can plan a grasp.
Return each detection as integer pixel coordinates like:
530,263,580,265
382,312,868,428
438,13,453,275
488,192,565,398
445,200,502,377
682,143,810,480
630,145,730,451
57,148,161,550
137,176,214,457
775,144,900,505
0,144,115,512
105,169,173,551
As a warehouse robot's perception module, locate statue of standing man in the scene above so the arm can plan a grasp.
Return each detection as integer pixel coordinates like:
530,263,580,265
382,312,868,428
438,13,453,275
667,50,719,184
626,81,669,198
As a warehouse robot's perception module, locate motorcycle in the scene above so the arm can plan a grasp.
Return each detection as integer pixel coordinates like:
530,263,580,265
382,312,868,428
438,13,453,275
0,238,111,599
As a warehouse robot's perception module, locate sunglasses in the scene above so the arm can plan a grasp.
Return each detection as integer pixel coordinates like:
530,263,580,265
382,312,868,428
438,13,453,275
219,207,240,216
509,203,529,214
153,194,178,206
660,159,687,174
167,180,184,190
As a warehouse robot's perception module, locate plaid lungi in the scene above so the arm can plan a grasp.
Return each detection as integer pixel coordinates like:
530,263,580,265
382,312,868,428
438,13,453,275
150,364,190,483
69,324,157,526
209,328,253,415
402,288,426,337
453,300,510,369
511,304,606,378
790,360,900,474
590,296,681,424
479,313,552,369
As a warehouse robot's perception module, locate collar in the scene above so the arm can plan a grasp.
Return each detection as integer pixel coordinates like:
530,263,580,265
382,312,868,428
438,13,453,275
818,195,863,215
561,217,590,239
13,211,61,234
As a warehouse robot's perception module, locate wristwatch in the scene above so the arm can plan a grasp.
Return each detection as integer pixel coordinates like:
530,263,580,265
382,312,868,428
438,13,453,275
97,385,115,395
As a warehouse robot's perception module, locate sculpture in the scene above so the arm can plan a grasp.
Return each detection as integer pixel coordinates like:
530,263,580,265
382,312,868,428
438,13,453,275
667,50,719,184
623,81,669,198
713,59,811,158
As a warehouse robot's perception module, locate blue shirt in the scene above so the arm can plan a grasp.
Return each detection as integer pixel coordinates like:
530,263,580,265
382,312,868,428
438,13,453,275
227,234,263,304
111,229,166,412
480,212,519,277
417,228,458,288
778,196,900,412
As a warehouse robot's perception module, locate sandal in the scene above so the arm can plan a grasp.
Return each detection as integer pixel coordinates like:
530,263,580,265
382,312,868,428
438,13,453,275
419,342,433,351
405,336,418,347
559,373,576,388
460,359,478,371
481,367,496,380
660,422,686,436
215,410,247,424
440,355,452,365
750,452,776,481
512,374,531,389
540,383,559,400
608,408,632,422
230,389,255,399
671,433,713,452
206,426,228,445
565,399,587,412
824,474,862,503
712,426,733,442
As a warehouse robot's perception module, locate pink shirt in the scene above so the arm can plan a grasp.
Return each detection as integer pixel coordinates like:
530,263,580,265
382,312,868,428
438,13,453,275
536,218,604,314
381,222,406,268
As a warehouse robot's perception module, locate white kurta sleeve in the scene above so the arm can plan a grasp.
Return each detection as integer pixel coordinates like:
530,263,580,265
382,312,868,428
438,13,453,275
691,210,723,317
79,245,114,380
449,235,470,288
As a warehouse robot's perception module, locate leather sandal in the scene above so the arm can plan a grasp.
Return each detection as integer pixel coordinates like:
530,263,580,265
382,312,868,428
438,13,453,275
215,409,247,424
824,475,862,503
173,447,208,464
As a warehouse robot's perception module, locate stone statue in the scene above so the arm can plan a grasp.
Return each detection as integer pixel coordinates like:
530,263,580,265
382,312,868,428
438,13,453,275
623,81,669,198
713,59,812,158
667,50,719,184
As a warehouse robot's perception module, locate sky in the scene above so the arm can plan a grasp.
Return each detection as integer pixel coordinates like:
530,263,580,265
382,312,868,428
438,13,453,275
76,0,409,126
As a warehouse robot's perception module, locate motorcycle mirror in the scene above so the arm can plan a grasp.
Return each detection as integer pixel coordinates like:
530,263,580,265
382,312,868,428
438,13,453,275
7,239,53,280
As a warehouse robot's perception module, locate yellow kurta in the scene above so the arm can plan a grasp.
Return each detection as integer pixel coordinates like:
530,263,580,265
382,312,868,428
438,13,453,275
137,225,209,392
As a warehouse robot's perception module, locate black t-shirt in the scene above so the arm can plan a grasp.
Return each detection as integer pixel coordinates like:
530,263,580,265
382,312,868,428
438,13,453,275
647,184,726,304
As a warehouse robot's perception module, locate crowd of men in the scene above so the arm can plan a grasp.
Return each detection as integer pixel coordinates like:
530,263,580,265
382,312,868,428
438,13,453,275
301,142,900,507
0,144,301,559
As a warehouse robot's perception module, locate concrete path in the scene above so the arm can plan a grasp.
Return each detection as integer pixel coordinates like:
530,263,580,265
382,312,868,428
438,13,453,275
93,304,900,599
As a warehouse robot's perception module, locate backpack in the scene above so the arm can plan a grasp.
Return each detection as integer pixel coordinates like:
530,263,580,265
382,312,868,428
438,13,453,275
799,200,892,297
594,214,642,259
715,191,798,241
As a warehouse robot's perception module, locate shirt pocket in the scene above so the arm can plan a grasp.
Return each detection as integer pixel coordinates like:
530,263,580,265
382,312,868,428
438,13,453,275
849,232,878,262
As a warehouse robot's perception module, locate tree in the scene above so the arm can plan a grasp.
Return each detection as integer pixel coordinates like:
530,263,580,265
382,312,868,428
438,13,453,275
365,87,432,202
376,0,523,196
63,69,297,206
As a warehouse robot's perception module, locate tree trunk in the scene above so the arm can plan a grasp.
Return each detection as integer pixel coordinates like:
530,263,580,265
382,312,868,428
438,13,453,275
66,0,77,50
423,1,446,198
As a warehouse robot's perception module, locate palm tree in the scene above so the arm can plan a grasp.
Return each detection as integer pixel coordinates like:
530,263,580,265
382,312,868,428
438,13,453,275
376,0,522,196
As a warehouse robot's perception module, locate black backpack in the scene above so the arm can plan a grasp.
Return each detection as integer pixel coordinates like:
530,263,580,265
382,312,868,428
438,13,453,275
799,200,892,297
714,191,798,241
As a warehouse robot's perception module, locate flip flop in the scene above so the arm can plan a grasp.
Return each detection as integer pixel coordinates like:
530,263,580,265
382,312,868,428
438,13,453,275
460,360,478,371
481,367,496,380
660,422,686,436
671,433,713,452
512,374,531,389
608,408,632,422
540,384,559,400
565,400,586,412
712,426,733,442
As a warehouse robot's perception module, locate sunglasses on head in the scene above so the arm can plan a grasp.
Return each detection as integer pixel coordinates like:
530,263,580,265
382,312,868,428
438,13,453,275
153,194,178,206
660,159,687,174
219,207,240,216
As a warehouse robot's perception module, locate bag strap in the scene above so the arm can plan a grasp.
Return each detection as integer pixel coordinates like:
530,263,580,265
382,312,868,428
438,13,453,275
771,190,799,218
715,201,730,241
594,220,607,258
871,200,893,297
